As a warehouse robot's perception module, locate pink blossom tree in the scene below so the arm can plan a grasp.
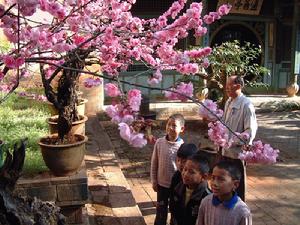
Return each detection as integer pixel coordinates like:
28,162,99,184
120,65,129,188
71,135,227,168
0,0,231,142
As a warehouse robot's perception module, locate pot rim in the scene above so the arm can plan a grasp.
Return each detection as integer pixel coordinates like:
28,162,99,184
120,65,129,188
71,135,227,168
38,134,88,148
47,115,88,125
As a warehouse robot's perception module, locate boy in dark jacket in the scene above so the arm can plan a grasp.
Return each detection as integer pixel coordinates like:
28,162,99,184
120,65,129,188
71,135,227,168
169,143,198,225
171,154,211,225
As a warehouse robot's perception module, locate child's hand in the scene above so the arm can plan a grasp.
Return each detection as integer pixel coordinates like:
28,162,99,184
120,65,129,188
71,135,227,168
152,184,158,192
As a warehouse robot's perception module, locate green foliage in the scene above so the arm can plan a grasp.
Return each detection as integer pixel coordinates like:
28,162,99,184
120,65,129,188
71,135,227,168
208,40,269,80
0,40,11,53
0,93,49,175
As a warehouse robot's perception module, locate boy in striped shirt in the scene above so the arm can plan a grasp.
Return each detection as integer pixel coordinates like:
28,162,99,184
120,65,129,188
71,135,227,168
151,114,185,225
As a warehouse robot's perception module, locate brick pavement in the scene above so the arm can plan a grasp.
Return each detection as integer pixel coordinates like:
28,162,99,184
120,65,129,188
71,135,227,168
101,109,300,225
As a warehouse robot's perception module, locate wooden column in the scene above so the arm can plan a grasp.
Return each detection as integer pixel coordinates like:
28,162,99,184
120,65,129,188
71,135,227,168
287,0,300,96
291,0,300,81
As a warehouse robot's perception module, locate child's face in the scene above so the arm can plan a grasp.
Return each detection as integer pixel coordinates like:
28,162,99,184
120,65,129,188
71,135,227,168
210,166,239,200
182,160,206,189
176,157,187,172
166,118,184,142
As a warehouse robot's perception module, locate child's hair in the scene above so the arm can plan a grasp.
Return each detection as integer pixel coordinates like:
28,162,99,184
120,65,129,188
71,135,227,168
187,154,210,174
232,75,245,88
168,113,185,127
214,161,241,181
177,143,198,159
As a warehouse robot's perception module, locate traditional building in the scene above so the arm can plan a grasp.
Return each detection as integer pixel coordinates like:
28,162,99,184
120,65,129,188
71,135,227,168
126,0,300,96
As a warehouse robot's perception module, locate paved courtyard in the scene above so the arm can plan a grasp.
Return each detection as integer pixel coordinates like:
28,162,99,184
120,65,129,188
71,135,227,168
99,109,300,225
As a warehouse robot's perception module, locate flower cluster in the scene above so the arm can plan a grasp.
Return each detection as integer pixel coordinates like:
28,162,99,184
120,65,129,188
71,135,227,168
204,100,279,164
208,121,233,149
239,141,280,164
104,83,121,97
164,82,193,102
127,89,142,111
105,88,141,124
83,77,102,88
147,70,162,86
118,122,147,148
199,99,223,121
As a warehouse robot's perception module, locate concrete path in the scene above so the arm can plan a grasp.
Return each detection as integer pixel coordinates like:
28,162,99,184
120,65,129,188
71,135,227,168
86,95,300,225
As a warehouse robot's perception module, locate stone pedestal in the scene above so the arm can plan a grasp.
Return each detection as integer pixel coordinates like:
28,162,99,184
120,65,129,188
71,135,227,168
15,166,88,224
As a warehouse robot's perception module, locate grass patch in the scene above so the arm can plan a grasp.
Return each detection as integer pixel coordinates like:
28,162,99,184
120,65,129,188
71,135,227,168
0,93,50,176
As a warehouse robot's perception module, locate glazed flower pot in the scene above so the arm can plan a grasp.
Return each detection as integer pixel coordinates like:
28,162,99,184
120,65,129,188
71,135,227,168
38,134,88,176
47,115,88,135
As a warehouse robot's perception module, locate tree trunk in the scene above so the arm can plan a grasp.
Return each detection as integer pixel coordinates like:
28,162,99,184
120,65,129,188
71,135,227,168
220,71,228,110
56,50,90,141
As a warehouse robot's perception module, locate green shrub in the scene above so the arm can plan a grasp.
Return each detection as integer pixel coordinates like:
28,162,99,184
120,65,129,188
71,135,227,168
0,93,49,175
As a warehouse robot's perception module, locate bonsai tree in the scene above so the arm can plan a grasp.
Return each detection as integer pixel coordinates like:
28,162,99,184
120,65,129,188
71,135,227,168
185,40,269,107
0,1,232,144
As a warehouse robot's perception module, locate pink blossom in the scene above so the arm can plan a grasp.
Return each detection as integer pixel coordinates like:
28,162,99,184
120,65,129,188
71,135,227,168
130,133,147,148
239,140,280,164
118,122,147,148
119,122,132,142
0,84,11,92
195,27,207,37
3,29,17,43
164,82,194,102
201,58,210,68
122,114,134,125
203,15,214,24
218,4,232,16
208,121,233,149
127,89,142,111
177,63,199,75
3,55,25,69
84,77,102,88
199,99,223,121
21,70,31,78
147,69,162,85
105,83,121,97
35,94,47,102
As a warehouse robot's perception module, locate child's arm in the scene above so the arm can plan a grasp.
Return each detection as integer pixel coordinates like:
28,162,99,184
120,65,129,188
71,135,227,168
239,214,252,225
195,200,205,225
150,141,159,192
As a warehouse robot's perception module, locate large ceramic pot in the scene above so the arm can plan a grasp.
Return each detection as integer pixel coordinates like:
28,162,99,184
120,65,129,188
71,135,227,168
47,115,88,135
47,98,88,116
38,134,88,176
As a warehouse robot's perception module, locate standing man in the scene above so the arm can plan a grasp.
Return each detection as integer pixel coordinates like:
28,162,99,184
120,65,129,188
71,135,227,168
222,75,258,201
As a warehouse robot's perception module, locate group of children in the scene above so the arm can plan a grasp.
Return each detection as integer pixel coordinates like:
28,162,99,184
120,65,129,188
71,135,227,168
150,114,252,225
